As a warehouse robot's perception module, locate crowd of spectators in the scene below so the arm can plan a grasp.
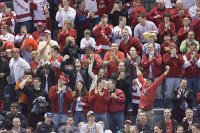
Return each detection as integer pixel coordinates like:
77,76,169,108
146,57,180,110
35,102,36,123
0,0,200,132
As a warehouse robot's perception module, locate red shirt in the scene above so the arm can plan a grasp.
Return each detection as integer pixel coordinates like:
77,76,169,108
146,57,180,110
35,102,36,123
192,19,200,42
50,55,63,81
165,121,173,133
138,73,166,109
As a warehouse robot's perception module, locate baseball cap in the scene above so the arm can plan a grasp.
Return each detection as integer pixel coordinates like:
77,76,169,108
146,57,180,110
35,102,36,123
44,29,51,34
87,111,95,116
11,48,20,53
44,112,53,117
0,2,6,8
37,22,44,27
146,76,154,82
125,120,132,124
102,14,108,18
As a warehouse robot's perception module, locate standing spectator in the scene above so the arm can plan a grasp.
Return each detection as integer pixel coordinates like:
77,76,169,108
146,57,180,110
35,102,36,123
163,43,184,99
75,0,91,47
112,16,132,46
32,22,45,42
170,0,191,32
35,112,58,133
0,39,15,60
153,124,163,133
191,123,200,133
48,74,73,126
58,116,79,133
103,43,125,78
192,10,200,42
181,108,195,133
175,125,185,133
119,28,142,57
182,0,195,10
80,111,103,133
107,79,125,133
136,112,152,132
182,43,200,95
57,20,77,52
172,79,193,123
189,0,200,19
80,29,96,50
148,0,170,26
180,31,199,54
0,24,14,43
13,0,32,33
93,14,113,56
141,43,163,98
15,25,33,48
108,0,129,27
18,76,50,130
72,80,90,126
134,13,158,44
0,2,6,21
158,13,175,42
88,78,110,128
160,35,173,55
135,63,170,124
130,0,147,27
31,0,50,27
4,103,27,130
55,0,76,28
157,108,179,133
9,118,26,133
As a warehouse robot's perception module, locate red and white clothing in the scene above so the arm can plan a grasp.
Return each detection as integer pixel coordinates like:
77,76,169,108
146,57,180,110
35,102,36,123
0,12,16,33
31,0,50,27
13,0,32,22
50,55,63,82
55,7,76,27
15,33,33,48
80,37,96,49
93,24,113,54
0,33,15,43
132,78,142,105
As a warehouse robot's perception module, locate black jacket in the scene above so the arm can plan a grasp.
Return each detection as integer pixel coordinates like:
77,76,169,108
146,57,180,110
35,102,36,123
181,118,194,133
195,104,200,123
158,118,179,133
35,122,58,133
0,57,9,85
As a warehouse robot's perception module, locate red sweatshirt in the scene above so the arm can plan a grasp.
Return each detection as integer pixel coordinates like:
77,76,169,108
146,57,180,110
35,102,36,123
138,73,166,109
192,19,200,42
88,88,110,113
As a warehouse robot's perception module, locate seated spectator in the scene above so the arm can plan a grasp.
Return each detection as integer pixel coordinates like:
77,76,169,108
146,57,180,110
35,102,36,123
119,28,142,57
157,108,178,132
191,123,200,133
181,108,195,133
80,111,103,133
58,20,77,52
93,14,113,57
170,0,191,32
142,33,160,55
80,29,96,50
177,17,192,46
134,13,158,44
72,80,90,126
108,0,129,27
180,31,199,54
141,43,163,98
158,13,175,42
9,118,26,133
130,0,147,27
35,112,58,133
117,119,132,133
0,24,14,43
37,30,58,61
4,103,27,130
55,0,76,28
48,74,73,126
136,112,152,132
189,0,200,19
148,0,170,26
175,125,184,133
153,124,163,133
113,16,132,46
163,43,184,99
25,127,33,133
192,10,200,42
182,43,200,94
58,116,79,133
172,79,193,123
160,34,173,55
32,22,45,42
103,43,125,78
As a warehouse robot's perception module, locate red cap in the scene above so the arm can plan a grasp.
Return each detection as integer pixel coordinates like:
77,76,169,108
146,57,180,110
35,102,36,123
102,14,108,18
0,2,6,8
59,73,68,83
37,22,44,27
11,48,20,53
125,120,132,124
44,29,51,34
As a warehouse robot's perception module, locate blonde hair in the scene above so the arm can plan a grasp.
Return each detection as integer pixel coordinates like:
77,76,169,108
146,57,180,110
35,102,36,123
64,20,74,28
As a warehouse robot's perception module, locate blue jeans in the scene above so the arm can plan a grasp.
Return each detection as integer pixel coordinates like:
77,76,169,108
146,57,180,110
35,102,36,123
95,113,108,129
186,77,200,95
52,113,68,126
73,111,87,126
109,111,124,133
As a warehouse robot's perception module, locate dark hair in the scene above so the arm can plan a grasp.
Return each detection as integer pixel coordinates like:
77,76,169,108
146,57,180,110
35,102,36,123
33,77,41,83
192,123,200,129
97,77,105,84
10,102,19,109
138,13,146,18
175,125,184,132
119,16,126,22
107,78,116,85
74,80,88,98
51,45,60,52
163,13,171,22
0,40,3,47
154,124,162,130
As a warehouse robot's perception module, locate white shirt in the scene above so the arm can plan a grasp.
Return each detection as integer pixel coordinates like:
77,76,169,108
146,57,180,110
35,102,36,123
15,34,33,43
55,7,76,27
183,0,195,9
80,123,103,133
113,25,132,45
80,37,96,49
85,0,98,17
189,5,198,19
33,0,49,21
0,33,15,43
